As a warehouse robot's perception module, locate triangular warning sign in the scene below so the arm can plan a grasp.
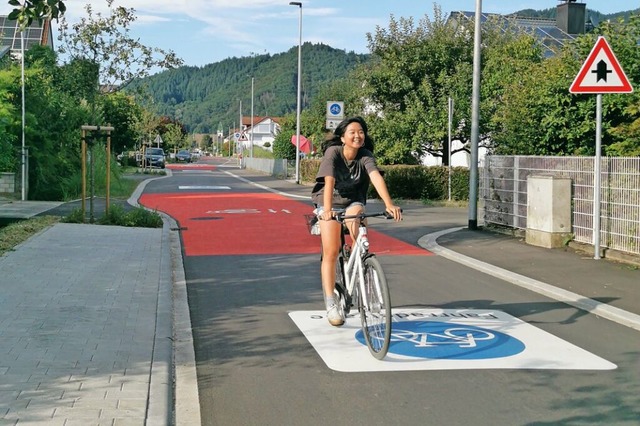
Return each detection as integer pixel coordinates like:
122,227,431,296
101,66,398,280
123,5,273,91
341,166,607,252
570,36,633,94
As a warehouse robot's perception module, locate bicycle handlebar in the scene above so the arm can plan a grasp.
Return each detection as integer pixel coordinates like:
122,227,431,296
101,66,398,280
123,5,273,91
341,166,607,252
334,209,402,222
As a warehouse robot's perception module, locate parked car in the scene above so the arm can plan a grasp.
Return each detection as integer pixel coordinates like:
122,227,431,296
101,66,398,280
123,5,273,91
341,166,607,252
144,147,165,168
175,149,192,163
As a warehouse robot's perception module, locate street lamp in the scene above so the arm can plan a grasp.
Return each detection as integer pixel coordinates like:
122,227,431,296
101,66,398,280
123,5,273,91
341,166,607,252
20,30,26,200
468,0,482,230
250,76,254,159
289,1,302,184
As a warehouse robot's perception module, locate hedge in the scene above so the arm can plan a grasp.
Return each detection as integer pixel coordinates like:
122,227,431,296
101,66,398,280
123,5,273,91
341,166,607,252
301,159,469,201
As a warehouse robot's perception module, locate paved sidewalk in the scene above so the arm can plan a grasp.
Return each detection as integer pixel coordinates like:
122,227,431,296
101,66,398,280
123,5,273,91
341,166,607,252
1,167,639,425
0,222,173,426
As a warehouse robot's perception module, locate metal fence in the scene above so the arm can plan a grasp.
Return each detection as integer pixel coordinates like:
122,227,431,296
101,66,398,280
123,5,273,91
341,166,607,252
481,156,640,256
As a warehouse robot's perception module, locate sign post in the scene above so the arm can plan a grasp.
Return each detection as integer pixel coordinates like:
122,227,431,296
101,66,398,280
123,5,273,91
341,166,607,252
326,101,344,130
569,36,633,259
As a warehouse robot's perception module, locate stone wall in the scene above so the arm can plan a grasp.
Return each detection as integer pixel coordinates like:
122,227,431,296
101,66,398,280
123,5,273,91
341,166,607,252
0,173,15,193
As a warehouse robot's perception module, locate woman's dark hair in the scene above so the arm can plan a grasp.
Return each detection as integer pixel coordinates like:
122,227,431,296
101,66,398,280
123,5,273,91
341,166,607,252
321,116,375,154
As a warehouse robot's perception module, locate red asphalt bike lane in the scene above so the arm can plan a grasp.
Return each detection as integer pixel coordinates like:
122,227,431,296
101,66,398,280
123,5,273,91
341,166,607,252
140,183,432,258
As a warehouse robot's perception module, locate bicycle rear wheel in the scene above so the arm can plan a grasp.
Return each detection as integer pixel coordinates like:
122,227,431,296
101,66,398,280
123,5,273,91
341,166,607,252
358,255,391,359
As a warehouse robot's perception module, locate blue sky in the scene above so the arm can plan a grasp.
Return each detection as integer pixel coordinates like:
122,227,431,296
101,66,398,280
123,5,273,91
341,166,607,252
0,1,634,68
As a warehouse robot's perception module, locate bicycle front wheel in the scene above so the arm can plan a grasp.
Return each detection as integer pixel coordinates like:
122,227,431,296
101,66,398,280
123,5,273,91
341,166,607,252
358,255,392,360
334,255,348,316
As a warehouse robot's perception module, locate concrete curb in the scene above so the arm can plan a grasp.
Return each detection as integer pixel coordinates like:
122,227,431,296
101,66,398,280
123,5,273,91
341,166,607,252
146,218,174,425
129,170,202,425
169,216,203,425
419,227,640,333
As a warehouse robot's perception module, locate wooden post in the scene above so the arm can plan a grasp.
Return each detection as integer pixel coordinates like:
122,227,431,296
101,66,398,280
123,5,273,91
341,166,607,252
80,125,115,221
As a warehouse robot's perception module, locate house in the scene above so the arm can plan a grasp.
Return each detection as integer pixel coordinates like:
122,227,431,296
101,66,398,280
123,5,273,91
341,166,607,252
0,15,54,59
240,116,282,151
425,1,591,168
449,1,589,58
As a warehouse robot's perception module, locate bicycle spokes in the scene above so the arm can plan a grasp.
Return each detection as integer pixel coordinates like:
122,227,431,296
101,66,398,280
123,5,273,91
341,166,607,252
359,256,391,360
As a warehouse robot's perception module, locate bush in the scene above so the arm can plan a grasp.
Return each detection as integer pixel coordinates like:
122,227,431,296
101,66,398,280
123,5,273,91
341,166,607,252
300,159,469,201
63,204,163,228
273,129,296,160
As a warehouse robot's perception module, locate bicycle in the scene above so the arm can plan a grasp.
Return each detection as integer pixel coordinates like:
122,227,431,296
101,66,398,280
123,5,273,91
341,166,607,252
313,210,395,360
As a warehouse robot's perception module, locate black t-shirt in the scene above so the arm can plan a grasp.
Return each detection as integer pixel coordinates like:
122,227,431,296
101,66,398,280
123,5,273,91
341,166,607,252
311,145,379,208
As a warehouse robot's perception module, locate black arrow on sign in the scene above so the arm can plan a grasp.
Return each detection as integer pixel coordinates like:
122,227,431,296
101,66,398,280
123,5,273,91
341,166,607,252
592,60,612,82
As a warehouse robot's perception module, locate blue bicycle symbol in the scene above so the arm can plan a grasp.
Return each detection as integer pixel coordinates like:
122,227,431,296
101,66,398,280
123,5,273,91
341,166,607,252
355,321,525,359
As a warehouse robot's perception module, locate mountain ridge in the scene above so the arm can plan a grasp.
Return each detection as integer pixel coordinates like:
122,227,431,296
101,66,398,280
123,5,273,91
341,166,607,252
129,7,636,134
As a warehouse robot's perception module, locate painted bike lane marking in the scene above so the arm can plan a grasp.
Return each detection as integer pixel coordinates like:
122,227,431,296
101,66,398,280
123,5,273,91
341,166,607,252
140,192,431,257
288,308,617,372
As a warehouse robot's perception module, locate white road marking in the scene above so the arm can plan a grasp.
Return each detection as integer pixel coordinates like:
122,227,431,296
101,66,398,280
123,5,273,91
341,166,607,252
289,308,617,372
178,185,230,190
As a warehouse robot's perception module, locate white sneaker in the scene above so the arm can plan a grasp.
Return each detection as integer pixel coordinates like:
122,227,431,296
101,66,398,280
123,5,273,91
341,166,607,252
327,304,345,326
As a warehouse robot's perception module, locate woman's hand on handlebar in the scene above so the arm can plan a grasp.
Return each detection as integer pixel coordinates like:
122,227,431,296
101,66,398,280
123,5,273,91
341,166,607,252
385,205,403,222
318,210,334,221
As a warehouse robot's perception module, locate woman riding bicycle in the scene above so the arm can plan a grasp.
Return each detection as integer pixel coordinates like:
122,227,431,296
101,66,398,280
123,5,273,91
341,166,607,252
311,116,402,326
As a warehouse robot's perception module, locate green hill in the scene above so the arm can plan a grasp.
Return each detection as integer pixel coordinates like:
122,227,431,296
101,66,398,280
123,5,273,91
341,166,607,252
128,7,636,134
514,6,639,23
127,43,369,133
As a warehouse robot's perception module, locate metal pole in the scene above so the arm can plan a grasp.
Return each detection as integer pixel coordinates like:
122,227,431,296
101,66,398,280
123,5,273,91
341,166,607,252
290,2,302,184
89,140,94,224
448,97,453,202
106,128,111,216
468,0,482,230
593,94,602,259
250,77,254,159
81,130,87,222
20,31,26,201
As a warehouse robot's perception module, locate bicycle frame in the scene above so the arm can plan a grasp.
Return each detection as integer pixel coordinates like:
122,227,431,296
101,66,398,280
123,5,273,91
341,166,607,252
341,222,371,310
330,209,395,359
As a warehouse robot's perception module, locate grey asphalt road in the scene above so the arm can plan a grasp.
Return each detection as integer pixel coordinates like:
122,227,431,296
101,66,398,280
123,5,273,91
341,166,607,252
145,158,640,426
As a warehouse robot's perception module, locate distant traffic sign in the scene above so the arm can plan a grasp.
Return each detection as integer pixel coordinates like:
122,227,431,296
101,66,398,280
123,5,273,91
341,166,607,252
326,101,344,119
326,119,341,130
570,36,633,94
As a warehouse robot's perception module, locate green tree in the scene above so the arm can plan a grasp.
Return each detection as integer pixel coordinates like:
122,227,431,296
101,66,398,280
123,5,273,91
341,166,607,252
161,122,187,153
0,76,18,172
272,116,297,160
132,108,161,151
361,8,548,164
7,0,66,28
21,65,91,200
300,74,366,155
56,0,183,92
599,15,640,156
361,6,475,165
99,91,143,155
492,14,640,156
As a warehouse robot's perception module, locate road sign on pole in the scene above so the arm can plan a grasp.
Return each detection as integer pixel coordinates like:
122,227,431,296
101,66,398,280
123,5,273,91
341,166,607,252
326,101,344,130
326,101,344,118
326,119,341,130
569,36,633,260
570,36,633,94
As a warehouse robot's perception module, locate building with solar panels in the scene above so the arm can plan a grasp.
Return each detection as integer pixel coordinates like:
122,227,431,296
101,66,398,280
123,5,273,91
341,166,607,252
450,1,590,58
0,15,53,59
